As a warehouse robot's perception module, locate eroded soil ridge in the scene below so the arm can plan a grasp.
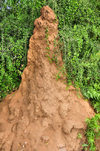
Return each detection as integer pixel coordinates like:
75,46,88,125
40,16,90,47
0,6,94,151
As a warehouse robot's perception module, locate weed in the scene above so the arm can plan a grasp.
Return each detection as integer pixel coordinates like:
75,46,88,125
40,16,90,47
56,73,61,81
45,27,49,40
82,143,88,151
77,133,82,139
86,114,100,151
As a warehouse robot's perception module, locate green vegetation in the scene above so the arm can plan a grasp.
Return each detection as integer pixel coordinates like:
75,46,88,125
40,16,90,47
86,114,100,151
0,0,100,150
77,133,82,139
0,0,45,99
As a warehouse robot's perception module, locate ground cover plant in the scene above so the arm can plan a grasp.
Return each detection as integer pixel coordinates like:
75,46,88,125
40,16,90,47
0,0,100,150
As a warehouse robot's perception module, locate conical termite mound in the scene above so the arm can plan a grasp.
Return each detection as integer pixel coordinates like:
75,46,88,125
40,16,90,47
0,6,95,151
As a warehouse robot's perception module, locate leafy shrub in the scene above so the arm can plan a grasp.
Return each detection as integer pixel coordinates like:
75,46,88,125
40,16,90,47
55,0,100,111
86,114,100,151
0,0,45,99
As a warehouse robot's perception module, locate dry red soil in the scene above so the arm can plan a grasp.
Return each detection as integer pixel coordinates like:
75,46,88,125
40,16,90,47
0,6,98,151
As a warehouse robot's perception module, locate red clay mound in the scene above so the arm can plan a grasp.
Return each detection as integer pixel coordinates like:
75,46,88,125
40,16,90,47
0,6,95,151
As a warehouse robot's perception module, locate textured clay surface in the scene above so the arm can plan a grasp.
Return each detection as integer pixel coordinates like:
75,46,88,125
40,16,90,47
0,6,97,151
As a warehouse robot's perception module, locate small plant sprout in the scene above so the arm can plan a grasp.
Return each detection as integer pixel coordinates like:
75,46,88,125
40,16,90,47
77,133,82,139
82,143,88,151
45,27,49,40
56,73,61,81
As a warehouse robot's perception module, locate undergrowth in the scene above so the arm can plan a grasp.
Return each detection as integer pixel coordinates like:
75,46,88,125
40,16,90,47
86,114,100,151
0,0,100,150
0,0,45,99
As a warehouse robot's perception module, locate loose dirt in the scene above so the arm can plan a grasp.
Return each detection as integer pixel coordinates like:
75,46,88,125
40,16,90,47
0,6,96,151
